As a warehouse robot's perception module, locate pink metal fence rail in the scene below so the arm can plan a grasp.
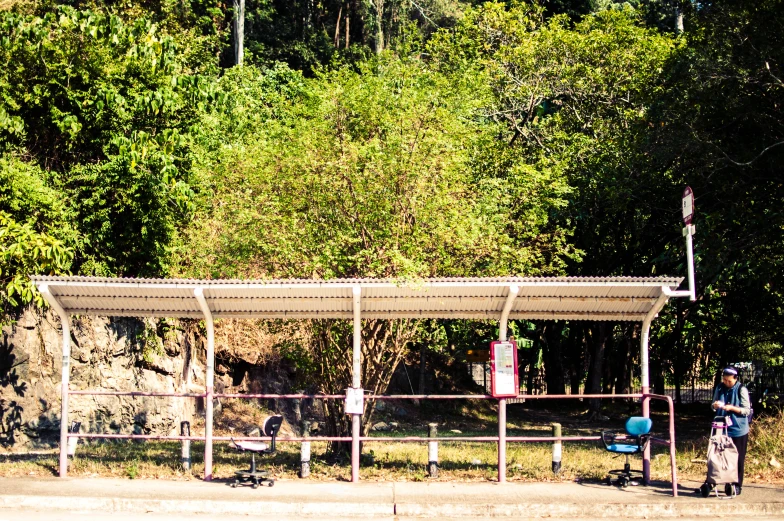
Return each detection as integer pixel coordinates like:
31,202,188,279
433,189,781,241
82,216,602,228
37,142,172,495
63,390,678,496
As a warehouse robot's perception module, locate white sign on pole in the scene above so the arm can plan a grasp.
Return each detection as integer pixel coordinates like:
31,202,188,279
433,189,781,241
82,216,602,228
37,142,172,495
344,388,364,415
682,186,695,225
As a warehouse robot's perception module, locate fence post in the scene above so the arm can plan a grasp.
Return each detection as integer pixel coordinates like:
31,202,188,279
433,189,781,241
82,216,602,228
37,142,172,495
428,423,438,478
551,423,561,474
300,420,311,478
67,421,81,457
181,421,191,471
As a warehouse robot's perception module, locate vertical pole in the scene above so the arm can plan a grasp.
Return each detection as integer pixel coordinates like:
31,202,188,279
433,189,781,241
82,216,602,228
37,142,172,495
181,421,191,471
300,420,311,478
667,397,678,497
38,285,71,478
496,285,519,484
66,422,81,457
233,0,245,66
684,225,696,301
552,423,562,474
351,286,362,483
428,423,438,478
640,317,652,485
195,288,215,481
639,290,669,486
498,398,506,483
59,321,71,478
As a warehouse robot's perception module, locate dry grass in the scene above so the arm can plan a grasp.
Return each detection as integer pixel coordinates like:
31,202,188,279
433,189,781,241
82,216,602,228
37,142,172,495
0,437,740,483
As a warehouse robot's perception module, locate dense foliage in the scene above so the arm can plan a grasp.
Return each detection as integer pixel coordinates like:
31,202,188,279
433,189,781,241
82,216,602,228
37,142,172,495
2,0,782,432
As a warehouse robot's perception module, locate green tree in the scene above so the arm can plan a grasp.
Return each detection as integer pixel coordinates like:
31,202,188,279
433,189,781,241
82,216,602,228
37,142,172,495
0,155,78,318
642,0,784,386
175,56,574,449
0,7,218,277
429,3,677,405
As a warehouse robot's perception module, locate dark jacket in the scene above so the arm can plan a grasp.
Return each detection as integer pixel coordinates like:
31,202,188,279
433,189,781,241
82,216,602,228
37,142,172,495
712,382,751,437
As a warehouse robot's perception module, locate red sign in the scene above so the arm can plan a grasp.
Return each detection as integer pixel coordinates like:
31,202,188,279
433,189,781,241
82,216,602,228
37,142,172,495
490,340,519,398
682,186,695,225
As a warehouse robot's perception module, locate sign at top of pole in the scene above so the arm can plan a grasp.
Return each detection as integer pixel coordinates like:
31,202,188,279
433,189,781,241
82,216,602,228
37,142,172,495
682,186,695,225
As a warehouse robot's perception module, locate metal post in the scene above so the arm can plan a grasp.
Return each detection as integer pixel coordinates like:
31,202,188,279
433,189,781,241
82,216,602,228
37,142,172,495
300,420,311,478
181,421,191,471
640,290,669,485
498,286,519,342
194,288,215,481
666,397,678,497
684,224,696,301
552,423,562,474
38,285,71,478
428,423,438,478
640,318,651,484
351,286,361,483
67,421,81,457
498,398,507,483
496,285,518,484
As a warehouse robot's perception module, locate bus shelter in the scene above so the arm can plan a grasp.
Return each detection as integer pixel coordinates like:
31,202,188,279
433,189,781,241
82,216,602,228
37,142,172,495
33,275,688,495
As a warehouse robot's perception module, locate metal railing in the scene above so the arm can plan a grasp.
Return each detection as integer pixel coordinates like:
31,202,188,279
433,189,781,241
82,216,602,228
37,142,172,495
63,389,678,497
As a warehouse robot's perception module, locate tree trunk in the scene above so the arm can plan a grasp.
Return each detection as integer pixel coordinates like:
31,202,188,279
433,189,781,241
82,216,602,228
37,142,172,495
373,0,384,54
418,342,426,395
334,6,342,47
345,10,350,49
567,323,584,395
233,0,245,66
543,323,566,395
312,319,418,454
616,323,637,397
602,326,615,396
675,6,684,34
586,322,611,412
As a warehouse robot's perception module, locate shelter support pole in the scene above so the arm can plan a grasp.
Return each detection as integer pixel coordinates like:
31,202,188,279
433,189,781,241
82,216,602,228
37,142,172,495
195,288,215,481
497,285,519,484
351,286,362,483
39,285,71,478
640,291,669,485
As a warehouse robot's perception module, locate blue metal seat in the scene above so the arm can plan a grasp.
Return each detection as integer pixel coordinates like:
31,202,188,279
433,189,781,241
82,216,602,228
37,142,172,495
601,417,652,488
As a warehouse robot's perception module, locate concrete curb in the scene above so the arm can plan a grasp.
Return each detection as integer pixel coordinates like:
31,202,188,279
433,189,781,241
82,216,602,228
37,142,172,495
0,495,392,517
2,494,784,518
395,501,784,518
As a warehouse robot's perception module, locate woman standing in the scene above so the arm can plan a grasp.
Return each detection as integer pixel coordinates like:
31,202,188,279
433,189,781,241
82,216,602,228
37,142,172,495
711,366,752,495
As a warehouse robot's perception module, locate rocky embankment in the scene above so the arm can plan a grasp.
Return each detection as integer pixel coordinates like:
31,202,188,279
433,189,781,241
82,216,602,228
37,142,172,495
1,309,205,450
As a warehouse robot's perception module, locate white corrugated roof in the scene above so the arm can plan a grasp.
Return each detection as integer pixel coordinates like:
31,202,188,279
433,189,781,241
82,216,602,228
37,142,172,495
32,276,683,321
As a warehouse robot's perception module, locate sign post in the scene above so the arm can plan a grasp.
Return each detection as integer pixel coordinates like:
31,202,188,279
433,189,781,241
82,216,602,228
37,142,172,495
490,340,519,398
682,187,696,301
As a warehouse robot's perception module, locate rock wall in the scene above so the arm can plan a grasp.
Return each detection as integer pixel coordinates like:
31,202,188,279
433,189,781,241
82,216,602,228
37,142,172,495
0,308,205,450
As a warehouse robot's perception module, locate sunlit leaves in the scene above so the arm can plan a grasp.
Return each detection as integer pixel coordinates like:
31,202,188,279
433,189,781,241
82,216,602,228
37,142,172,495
0,212,73,316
